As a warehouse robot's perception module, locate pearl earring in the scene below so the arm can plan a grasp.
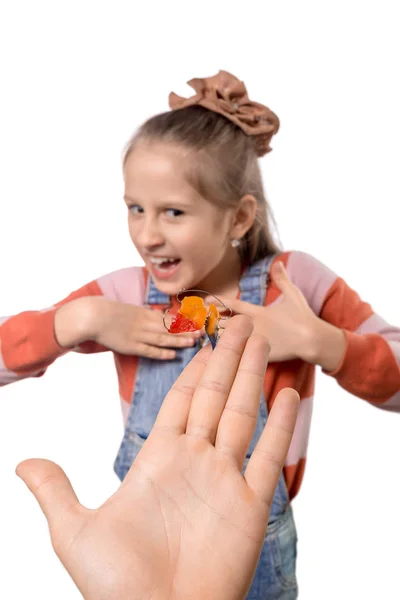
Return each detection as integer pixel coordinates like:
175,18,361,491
231,239,240,248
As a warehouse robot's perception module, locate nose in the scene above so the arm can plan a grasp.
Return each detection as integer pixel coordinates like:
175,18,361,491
135,215,165,250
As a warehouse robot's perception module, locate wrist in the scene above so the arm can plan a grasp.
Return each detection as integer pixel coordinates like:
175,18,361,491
54,297,105,348
295,319,319,363
302,317,346,371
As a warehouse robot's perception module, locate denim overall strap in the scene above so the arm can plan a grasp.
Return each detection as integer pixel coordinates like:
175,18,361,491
114,275,200,480
239,256,273,305
145,274,170,306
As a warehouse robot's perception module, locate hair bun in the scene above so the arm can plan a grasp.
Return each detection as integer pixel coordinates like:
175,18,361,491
169,70,280,157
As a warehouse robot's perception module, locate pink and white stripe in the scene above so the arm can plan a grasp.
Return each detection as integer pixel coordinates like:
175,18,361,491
356,314,400,411
286,251,337,316
380,341,400,411
355,313,400,341
97,267,145,305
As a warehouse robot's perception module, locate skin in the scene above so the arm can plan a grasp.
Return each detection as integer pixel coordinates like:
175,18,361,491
16,316,300,600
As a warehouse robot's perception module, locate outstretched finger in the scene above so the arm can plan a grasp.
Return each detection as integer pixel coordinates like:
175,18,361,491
154,344,213,436
214,333,270,466
185,315,254,442
244,388,299,508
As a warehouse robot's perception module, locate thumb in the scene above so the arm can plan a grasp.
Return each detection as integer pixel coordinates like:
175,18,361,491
270,260,293,294
16,459,82,528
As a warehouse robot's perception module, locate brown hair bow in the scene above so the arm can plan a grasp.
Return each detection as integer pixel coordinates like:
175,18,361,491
168,70,280,157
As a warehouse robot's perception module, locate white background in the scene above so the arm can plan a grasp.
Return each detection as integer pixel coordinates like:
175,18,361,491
0,1,399,598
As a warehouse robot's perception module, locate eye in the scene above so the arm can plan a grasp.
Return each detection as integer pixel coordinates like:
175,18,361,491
165,208,184,218
129,204,144,215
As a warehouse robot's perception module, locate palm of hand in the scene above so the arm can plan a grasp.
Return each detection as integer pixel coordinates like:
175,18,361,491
56,435,267,600
260,289,313,361
217,262,317,363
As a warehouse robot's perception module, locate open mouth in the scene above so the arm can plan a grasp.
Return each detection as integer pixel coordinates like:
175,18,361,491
149,257,181,278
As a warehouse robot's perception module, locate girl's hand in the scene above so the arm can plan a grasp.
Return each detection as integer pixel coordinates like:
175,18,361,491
211,261,320,363
55,297,200,360
16,316,299,600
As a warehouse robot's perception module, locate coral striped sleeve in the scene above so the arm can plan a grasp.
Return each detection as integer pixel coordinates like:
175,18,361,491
0,267,145,386
285,251,400,410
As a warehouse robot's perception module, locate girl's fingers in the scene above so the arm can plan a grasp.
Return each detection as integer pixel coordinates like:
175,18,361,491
244,388,300,508
133,342,177,360
143,307,168,322
145,312,202,339
185,315,254,442
270,261,294,295
214,334,270,465
205,295,258,318
141,331,198,349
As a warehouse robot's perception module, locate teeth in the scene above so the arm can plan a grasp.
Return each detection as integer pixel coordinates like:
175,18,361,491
150,257,178,265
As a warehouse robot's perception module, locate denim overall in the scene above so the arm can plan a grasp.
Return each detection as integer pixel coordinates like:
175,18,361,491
114,256,298,599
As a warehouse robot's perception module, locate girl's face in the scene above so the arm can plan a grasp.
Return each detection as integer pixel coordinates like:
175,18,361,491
124,142,242,296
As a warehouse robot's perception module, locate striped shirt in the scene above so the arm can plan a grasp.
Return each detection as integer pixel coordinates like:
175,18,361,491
1,251,399,499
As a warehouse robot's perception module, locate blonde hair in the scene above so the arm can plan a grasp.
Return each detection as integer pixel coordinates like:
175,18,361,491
123,105,281,264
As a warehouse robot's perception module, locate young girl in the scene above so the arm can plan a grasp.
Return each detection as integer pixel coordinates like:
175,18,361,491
1,70,399,600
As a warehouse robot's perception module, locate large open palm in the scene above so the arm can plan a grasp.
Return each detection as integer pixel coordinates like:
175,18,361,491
17,316,299,600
